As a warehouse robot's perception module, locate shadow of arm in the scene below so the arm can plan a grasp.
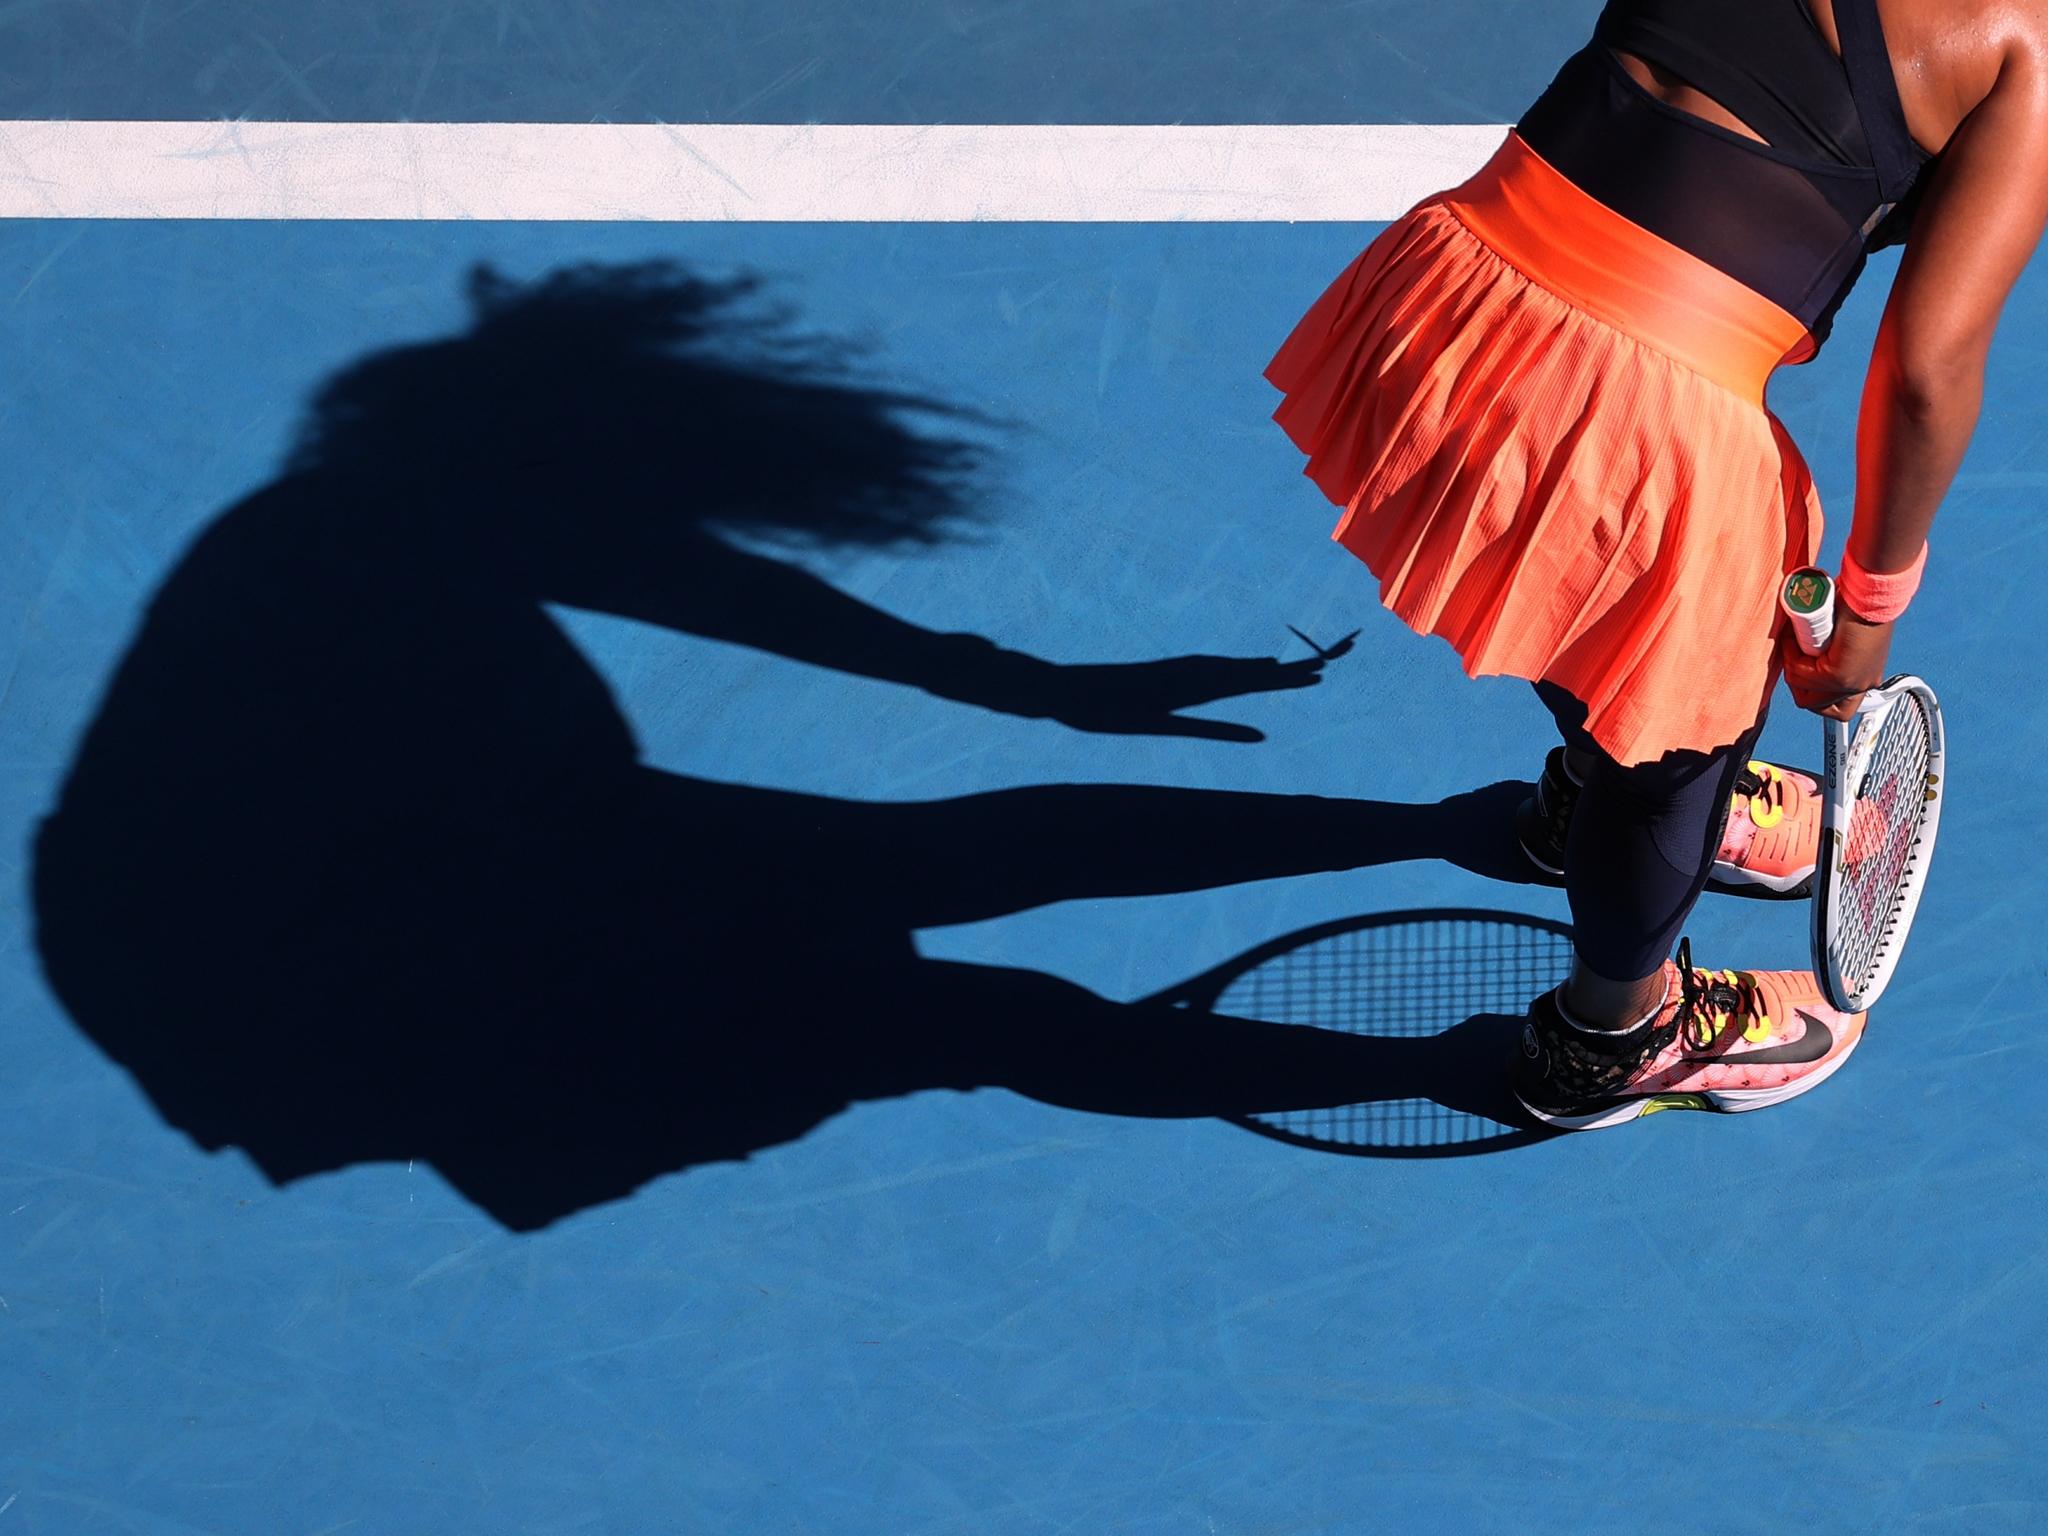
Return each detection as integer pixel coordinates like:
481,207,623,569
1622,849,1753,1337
549,533,1324,740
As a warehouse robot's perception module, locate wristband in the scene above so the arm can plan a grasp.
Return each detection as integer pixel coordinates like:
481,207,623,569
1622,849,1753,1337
1837,541,1926,623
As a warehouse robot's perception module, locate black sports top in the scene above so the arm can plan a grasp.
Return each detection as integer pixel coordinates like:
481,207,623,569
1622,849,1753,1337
1516,0,1933,347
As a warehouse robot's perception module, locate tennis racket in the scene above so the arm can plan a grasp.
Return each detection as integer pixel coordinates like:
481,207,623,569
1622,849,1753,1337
1780,568,1946,1013
1141,908,1570,1156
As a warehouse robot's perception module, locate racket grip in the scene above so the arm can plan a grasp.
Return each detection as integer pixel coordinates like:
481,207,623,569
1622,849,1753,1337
1781,567,1836,656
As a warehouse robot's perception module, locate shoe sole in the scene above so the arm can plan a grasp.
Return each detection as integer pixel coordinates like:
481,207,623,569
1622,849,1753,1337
1705,862,1814,897
1514,1031,1861,1131
1512,798,1565,877
1515,833,1564,878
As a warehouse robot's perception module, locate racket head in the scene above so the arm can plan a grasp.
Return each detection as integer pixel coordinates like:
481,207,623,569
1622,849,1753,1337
1144,907,1571,1157
1813,674,1945,1013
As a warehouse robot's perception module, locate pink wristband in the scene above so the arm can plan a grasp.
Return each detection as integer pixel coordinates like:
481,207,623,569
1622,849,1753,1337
1837,541,1927,623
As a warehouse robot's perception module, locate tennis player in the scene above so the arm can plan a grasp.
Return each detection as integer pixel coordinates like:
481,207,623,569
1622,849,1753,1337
1266,0,2048,1128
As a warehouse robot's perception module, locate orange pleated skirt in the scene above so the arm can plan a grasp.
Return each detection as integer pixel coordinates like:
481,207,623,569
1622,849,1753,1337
1266,132,1821,766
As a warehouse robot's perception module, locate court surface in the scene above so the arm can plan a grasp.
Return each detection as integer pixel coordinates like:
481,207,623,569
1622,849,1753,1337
4,4,2046,1531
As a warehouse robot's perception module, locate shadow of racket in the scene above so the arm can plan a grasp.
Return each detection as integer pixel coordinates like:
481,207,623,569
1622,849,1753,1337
1142,908,1571,1158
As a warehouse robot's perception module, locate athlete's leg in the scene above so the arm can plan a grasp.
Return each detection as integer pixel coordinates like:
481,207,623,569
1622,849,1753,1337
1532,682,1763,1028
1511,686,1869,1130
1518,695,1822,895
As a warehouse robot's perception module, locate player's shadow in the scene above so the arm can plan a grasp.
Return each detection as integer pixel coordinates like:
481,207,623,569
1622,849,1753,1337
33,262,1557,1232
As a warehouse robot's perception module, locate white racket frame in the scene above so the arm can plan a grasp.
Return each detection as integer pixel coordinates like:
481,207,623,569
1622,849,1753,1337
1812,675,1944,1013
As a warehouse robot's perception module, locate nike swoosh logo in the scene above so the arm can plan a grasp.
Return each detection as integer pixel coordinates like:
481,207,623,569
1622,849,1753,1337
1691,1008,1834,1067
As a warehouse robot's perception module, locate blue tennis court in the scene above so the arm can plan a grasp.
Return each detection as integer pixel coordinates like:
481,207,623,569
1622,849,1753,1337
3,5,2045,1530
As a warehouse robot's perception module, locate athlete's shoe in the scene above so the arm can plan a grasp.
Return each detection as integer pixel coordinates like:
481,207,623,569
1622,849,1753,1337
1514,751,1822,898
1510,939,1867,1130
1512,747,1580,877
1713,760,1824,894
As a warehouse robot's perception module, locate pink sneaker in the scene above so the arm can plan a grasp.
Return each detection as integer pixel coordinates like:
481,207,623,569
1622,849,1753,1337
1714,761,1824,895
1517,753,1823,899
1511,939,1867,1130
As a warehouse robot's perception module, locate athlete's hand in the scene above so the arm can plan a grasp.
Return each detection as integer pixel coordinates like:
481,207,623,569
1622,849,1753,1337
1782,606,1893,720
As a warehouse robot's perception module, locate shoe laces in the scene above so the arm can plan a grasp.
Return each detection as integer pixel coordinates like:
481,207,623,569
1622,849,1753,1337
1731,761,1794,829
1673,937,1773,1050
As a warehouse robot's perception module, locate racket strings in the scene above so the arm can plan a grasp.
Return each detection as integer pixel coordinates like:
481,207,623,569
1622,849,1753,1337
1833,694,1934,993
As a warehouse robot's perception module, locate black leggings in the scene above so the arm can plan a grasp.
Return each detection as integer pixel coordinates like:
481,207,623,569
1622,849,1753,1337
1536,682,1767,982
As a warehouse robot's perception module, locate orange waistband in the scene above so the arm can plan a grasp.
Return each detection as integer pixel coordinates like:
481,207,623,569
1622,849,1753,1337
1439,133,1811,403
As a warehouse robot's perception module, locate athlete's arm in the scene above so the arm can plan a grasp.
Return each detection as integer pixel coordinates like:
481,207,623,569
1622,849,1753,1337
1860,27,2048,571
1787,16,2048,715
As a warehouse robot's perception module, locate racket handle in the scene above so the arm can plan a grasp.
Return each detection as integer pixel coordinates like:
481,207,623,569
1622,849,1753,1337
1781,567,1835,656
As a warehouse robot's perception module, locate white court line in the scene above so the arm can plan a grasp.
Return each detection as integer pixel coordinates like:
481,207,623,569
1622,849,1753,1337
0,121,1507,221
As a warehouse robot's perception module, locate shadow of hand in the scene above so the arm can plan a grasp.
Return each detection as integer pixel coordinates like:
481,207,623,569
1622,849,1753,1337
945,641,1330,742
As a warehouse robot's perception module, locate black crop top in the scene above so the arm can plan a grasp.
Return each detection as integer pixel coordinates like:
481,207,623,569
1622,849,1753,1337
1516,0,1933,348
